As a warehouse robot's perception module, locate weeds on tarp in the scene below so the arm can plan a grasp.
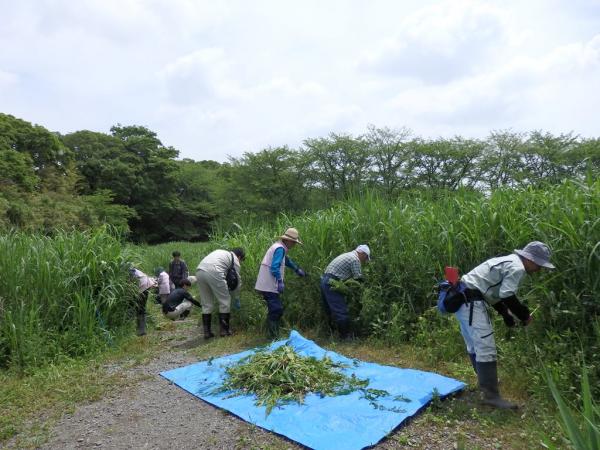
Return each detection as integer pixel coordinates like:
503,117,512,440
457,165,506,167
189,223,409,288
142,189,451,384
214,344,408,416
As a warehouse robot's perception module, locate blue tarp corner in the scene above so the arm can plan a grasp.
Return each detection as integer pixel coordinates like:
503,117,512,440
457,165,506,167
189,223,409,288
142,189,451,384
160,330,466,450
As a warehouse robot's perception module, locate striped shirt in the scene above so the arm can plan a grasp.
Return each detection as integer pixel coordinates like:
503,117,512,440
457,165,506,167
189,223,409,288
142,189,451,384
324,251,362,281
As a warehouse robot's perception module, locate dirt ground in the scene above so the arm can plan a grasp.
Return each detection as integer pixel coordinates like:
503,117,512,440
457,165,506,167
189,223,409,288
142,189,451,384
6,322,512,450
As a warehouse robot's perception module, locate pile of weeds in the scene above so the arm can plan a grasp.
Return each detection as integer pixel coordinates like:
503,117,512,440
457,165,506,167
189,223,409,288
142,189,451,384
215,344,404,415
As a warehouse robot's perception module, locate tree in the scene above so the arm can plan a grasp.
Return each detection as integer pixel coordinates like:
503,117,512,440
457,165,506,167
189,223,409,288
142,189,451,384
303,133,371,199
365,125,413,196
219,147,309,222
0,113,76,192
63,125,216,242
480,130,526,190
521,131,578,185
408,137,484,190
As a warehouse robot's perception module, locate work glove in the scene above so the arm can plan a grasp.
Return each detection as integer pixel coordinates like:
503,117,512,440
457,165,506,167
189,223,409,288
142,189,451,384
277,279,285,293
501,312,516,328
296,268,307,277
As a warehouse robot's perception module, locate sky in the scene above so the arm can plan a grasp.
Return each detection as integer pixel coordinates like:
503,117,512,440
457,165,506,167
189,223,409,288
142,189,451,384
1,0,599,162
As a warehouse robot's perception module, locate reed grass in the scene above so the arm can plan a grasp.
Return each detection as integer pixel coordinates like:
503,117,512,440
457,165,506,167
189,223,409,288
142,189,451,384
200,179,599,401
0,226,135,371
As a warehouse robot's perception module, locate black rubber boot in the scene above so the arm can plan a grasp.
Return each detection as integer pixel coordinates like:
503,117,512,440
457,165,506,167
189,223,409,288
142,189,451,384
202,314,215,339
267,319,280,339
336,320,352,340
219,313,232,337
469,353,477,374
476,361,518,409
136,313,146,336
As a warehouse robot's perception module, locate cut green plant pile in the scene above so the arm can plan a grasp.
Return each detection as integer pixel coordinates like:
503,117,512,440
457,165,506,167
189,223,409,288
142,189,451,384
215,344,399,415
329,278,363,296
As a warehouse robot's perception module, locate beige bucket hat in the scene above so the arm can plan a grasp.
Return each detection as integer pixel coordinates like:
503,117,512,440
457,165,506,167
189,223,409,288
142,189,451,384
280,227,302,244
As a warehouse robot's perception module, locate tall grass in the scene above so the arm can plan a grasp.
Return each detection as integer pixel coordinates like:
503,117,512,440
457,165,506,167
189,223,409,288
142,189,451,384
197,179,599,400
545,365,600,449
0,227,135,371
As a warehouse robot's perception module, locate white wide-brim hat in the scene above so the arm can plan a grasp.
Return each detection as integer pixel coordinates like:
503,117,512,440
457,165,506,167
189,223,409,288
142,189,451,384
514,241,555,269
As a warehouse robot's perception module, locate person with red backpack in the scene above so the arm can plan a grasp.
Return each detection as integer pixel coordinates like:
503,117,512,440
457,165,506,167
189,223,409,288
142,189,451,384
453,241,555,409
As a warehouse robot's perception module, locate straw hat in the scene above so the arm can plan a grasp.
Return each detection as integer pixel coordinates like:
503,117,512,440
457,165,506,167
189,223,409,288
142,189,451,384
280,227,302,244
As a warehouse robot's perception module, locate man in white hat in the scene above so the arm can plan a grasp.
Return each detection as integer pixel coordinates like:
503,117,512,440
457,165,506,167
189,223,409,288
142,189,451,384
455,241,555,409
255,227,307,338
320,245,371,339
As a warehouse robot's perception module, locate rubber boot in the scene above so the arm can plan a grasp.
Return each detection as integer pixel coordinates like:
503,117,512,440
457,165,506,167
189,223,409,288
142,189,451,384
337,320,352,340
469,353,477,374
267,319,279,339
202,314,215,339
136,313,146,336
178,309,191,321
219,313,232,337
476,361,518,409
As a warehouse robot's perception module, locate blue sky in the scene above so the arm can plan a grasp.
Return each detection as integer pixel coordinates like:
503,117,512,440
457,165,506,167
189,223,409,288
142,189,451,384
1,0,599,161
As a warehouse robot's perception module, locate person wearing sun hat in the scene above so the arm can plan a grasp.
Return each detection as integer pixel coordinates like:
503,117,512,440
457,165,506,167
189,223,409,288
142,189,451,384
455,241,555,409
255,227,307,339
320,244,371,339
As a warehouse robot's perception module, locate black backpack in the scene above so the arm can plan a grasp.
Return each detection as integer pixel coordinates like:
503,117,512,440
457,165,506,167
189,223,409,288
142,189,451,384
437,280,467,314
225,253,239,291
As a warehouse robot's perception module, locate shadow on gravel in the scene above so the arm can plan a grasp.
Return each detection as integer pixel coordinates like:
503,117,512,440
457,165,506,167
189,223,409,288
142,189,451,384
172,335,208,350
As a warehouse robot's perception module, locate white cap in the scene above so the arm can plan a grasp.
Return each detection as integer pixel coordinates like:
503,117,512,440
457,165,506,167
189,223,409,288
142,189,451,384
355,244,371,260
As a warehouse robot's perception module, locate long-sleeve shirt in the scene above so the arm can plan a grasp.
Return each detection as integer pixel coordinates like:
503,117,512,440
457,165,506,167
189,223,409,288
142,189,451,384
270,246,299,281
197,249,242,294
461,254,525,304
168,260,189,284
162,288,200,313
461,253,530,320
157,271,170,295
324,251,362,281
132,269,156,293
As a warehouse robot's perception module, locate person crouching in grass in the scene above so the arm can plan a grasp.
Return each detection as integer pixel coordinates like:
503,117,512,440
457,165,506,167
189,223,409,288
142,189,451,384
162,278,201,321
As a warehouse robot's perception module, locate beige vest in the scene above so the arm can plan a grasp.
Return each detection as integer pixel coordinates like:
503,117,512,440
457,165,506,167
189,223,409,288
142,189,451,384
254,241,286,293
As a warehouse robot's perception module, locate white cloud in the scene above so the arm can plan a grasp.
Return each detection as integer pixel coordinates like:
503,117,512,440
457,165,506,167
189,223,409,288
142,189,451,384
0,0,599,160
359,0,510,83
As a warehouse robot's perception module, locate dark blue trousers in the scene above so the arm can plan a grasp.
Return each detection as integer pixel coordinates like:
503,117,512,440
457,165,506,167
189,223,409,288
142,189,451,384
260,291,284,321
320,274,349,323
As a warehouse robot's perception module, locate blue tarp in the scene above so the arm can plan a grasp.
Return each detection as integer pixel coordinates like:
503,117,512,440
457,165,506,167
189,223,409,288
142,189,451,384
160,330,465,450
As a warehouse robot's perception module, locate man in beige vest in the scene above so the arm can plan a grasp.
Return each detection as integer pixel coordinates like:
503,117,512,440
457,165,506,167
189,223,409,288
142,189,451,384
254,228,306,338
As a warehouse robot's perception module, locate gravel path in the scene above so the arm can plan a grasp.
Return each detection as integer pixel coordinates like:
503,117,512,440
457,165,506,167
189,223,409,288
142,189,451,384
39,349,298,450
16,325,510,450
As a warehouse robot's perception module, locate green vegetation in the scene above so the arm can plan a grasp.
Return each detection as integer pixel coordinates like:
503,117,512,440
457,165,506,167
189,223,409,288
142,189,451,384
216,344,390,415
205,179,600,407
0,227,136,371
545,365,600,450
2,113,599,242
1,111,599,448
